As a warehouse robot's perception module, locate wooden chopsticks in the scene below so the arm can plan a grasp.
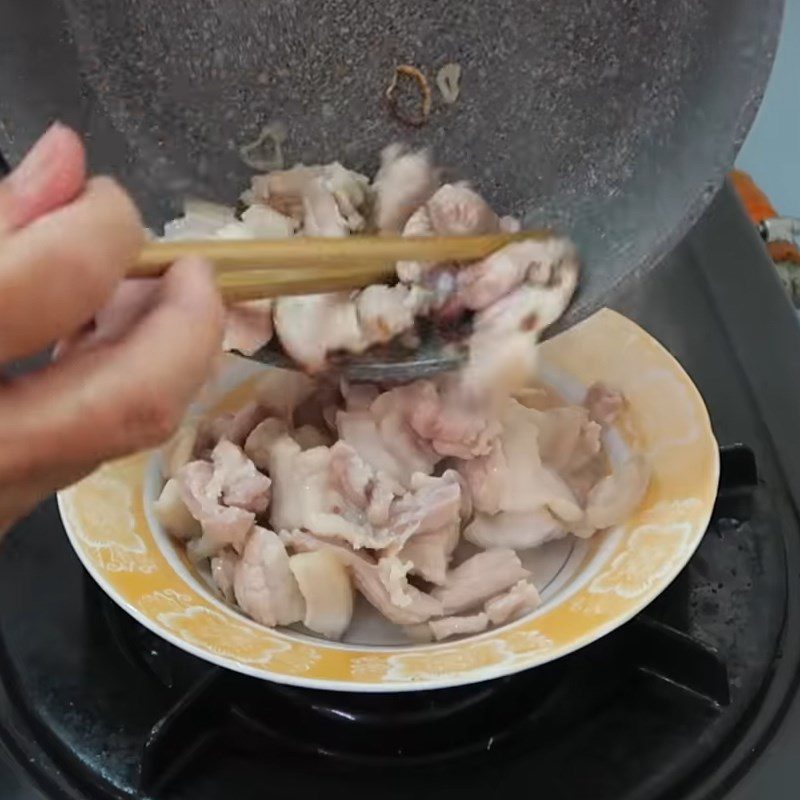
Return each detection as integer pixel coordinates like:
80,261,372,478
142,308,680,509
130,231,552,300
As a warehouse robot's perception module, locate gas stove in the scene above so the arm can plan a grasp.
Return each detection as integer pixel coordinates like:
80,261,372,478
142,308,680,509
0,175,797,799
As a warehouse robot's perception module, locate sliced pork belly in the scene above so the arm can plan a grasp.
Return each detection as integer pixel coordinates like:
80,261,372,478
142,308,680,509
397,521,460,585
395,183,499,295
454,241,536,311
289,550,354,639
372,145,439,233
302,176,351,237
355,284,419,345
459,399,582,523
210,440,271,514
380,470,462,550
244,418,289,470
456,238,578,312
210,549,238,602
402,378,499,459
461,241,580,399
531,405,603,474
177,461,255,558
336,406,438,488
578,455,651,535
265,437,395,550
280,530,442,625
396,205,435,284
248,162,369,231
426,183,501,237
432,549,530,615
274,293,368,373
329,441,403,526
267,435,349,536
584,382,625,426
464,508,566,550
429,612,490,641
233,528,305,627
484,579,542,625
153,478,201,540
357,556,443,625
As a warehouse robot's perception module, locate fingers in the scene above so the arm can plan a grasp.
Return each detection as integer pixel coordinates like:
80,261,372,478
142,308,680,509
56,279,160,359
0,176,144,362
0,257,223,485
0,123,86,235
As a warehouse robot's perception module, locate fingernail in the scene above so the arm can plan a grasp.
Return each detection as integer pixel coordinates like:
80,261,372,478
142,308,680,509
1,123,85,232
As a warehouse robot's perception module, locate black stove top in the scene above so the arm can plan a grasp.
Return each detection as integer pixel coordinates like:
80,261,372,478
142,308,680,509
0,183,798,800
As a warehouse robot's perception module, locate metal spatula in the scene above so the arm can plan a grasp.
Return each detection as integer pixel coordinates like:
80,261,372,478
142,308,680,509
130,231,554,380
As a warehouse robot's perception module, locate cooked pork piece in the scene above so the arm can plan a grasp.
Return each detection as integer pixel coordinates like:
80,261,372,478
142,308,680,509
357,555,443,625
397,521,460,585
429,612,490,641
280,529,442,625
337,395,440,487
426,183,501,237
459,399,582,523
584,382,625,426
210,440,271,514
153,478,201,540
372,144,439,233
247,162,369,231
464,508,566,550
432,549,531,615
531,405,602,474
233,528,305,627
210,549,238,602
462,242,580,400
274,293,367,373
398,379,499,460
177,461,255,558
355,284,419,345
454,241,537,312
243,418,289,470
288,550,354,639
396,205,435,284
484,579,542,625
578,455,652,535
302,176,351,237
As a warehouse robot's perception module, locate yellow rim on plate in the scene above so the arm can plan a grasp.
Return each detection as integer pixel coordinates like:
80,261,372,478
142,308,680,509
58,309,719,691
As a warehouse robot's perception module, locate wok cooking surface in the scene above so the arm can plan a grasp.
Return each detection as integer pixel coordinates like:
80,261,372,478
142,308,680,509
0,0,783,326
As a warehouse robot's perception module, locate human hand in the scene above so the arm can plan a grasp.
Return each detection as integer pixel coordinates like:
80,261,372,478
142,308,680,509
0,124,224,531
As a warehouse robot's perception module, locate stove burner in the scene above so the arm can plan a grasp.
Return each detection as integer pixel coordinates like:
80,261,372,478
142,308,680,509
132,612,731,794
0,443,788,800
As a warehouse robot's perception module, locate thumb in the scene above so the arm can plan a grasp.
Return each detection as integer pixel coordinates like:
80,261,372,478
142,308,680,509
0,123,86,235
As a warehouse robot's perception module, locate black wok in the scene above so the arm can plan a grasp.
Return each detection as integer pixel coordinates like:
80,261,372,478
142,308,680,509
0,0,784,326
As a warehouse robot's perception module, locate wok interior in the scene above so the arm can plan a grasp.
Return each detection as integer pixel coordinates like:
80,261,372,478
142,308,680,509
62,0,779,321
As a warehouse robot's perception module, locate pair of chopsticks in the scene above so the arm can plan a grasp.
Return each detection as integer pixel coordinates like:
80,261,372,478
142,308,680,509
130,232,551,302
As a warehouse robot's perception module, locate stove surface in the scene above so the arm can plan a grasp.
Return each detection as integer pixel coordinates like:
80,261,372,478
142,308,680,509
0,185,797,800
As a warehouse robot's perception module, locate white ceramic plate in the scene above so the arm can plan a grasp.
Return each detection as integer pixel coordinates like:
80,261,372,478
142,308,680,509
58,309,719,691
